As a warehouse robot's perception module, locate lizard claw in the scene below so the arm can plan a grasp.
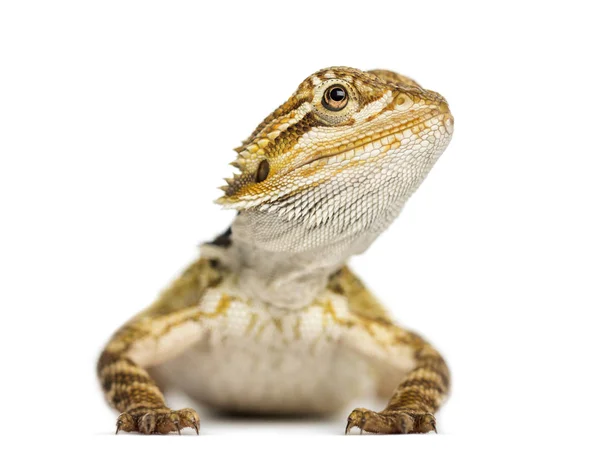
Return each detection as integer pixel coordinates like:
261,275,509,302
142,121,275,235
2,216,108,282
177,408,200,435
113,407,199,435
345,419,352,435
345,407,437,434
345,410,367,435
115,412,134,434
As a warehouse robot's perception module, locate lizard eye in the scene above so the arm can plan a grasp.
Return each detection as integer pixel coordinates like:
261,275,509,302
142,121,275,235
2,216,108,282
256,160,270,183
322,85,348,111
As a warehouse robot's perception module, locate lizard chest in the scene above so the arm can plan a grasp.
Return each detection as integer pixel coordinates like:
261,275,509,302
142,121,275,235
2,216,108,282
152,285,376,414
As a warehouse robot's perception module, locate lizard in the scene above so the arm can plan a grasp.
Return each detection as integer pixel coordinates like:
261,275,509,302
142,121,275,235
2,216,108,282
97,66,454,435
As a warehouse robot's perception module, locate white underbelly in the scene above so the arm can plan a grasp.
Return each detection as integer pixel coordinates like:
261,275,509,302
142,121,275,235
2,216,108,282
152,284,382,413
154,335,375,414
148,279,380,414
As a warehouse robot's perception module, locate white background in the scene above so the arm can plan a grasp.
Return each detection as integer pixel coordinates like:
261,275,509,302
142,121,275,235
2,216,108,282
1,1,598,455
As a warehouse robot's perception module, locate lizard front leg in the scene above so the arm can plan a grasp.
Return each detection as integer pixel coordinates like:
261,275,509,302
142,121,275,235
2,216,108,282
329,267,450,434
98,257,224,434
345,330,449,434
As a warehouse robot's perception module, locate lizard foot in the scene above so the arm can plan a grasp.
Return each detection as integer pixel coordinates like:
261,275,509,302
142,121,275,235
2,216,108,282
116,407,200,435
345,408,436,435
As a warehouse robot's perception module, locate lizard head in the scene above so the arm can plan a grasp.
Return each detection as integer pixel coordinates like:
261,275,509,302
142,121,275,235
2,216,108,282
217,67,453,250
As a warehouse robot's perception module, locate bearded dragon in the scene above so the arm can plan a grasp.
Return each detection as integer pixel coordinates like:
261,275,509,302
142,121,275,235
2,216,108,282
98,67,454,435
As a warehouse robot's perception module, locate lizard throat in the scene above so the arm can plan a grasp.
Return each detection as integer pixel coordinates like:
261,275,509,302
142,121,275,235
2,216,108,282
207,210,391,310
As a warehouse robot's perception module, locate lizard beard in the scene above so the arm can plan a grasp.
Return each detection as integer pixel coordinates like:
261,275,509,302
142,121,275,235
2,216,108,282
219,172,415,309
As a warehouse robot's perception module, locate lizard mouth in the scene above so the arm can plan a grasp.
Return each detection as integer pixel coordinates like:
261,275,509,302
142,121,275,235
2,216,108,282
296,108,452,170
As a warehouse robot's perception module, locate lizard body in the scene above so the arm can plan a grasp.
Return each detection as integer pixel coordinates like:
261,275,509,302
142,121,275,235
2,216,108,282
98,67,454,435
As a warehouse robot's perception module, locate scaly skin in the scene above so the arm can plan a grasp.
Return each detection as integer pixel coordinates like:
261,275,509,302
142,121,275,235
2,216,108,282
98,67,454,434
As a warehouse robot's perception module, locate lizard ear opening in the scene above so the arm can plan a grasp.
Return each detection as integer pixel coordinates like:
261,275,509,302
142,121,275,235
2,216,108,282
216,159,273,210
256,160,270,183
